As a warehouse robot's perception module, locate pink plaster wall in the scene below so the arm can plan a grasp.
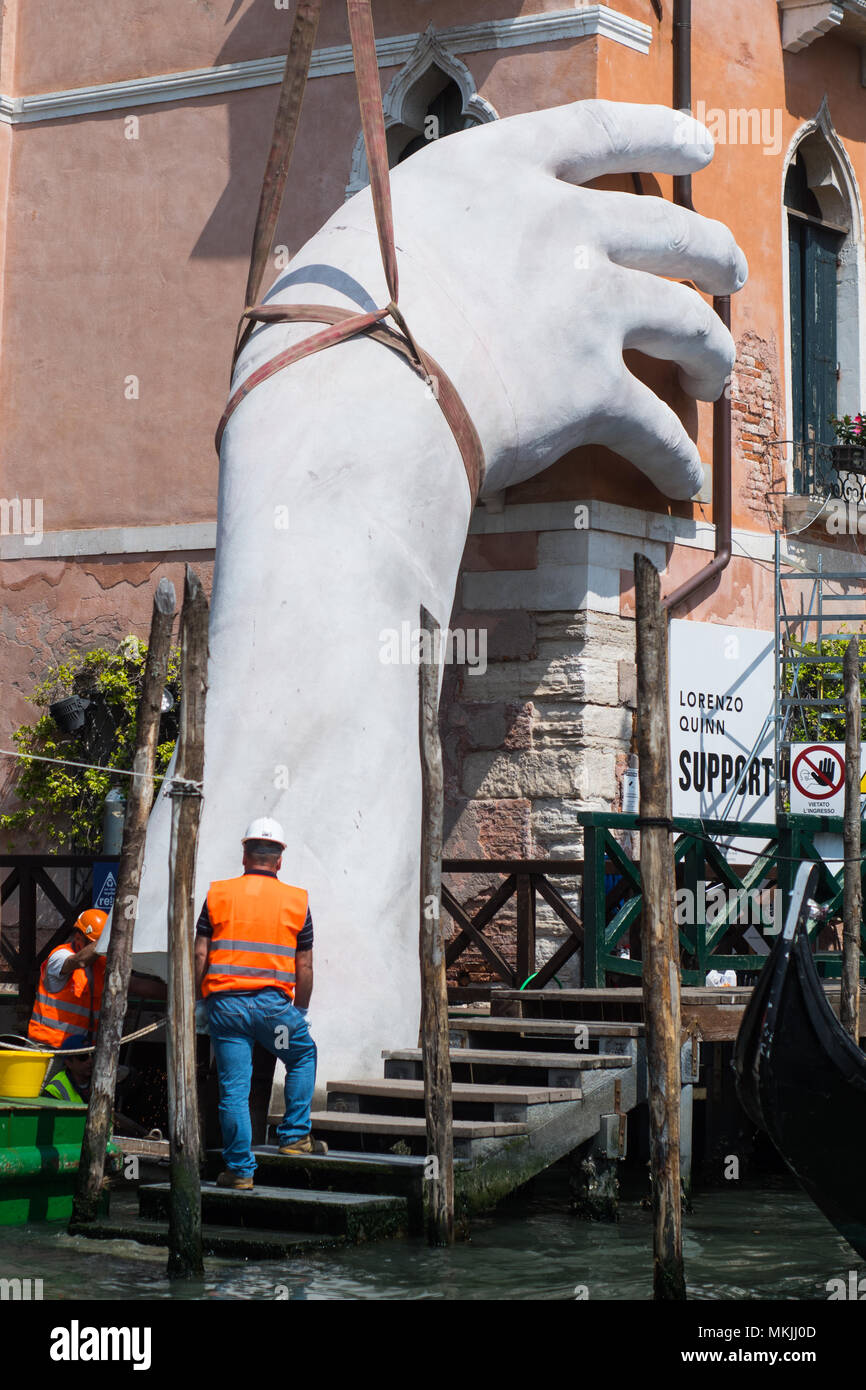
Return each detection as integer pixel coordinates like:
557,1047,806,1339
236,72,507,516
0,18,600,533
4,7,864,532
3,1,866,842
0,0,18,94
7,1,542,96
0,74,365,529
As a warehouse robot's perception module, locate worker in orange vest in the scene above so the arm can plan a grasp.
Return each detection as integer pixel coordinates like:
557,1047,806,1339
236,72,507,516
29,906,167,1057
195,819,325,1190
29,908,109,1052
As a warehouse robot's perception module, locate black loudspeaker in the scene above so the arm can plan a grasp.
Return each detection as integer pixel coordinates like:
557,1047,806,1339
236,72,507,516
49,695,90,732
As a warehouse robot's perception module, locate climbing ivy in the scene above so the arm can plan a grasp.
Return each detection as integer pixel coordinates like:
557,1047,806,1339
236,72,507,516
782,632,866,744
1,637,181,851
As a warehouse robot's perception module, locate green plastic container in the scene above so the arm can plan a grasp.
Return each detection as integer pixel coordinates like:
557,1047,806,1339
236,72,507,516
0,1095,118,1225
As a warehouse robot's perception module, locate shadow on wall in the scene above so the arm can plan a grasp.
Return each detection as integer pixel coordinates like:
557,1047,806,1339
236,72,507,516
192,0,332,260
191,0,522,260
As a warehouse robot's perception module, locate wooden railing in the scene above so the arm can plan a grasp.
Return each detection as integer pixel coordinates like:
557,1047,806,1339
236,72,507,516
580,812,866,986
4,820,862,1008
442,859,584,992
443,812,866,994
0,854,114,1012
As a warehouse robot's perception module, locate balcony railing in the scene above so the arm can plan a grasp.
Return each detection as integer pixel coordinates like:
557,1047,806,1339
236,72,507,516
784,440,866,505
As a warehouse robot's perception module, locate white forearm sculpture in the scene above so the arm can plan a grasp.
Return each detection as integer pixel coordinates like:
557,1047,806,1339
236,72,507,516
132,101,747,1085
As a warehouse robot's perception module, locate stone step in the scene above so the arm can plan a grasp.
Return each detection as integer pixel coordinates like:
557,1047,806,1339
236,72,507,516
449,1017,643,1047
385,1047,633,1068
310,1110,527,1157
80,1217,347,1259
245,1145,460,1197
492,992,644,1022
139,1180,408,1242
71,1187,347,1259
495,988,753,1004
312,1110,526,1137
492,986,753,1020
230,1146,469,1233
382,1047,633,1089
325,1077,575,1123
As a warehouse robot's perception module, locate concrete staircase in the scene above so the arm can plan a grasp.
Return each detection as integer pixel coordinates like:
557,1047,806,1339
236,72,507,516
70,997,643,1256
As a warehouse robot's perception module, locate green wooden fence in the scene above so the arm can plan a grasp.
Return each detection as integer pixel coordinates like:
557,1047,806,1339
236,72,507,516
581,811,866,987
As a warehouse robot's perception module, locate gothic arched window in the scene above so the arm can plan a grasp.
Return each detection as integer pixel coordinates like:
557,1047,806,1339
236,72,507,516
346,28,498,198
784,108,863,492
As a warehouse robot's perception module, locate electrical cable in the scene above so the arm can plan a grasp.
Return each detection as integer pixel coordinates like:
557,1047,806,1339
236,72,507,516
0,1018,165,1055
0,748,164,781
519,971,562,990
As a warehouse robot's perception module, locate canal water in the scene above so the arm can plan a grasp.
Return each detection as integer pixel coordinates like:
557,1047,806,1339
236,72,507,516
0,1177,860,1300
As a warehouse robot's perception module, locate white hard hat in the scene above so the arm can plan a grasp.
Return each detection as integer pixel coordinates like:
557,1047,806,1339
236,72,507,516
242,818,287,849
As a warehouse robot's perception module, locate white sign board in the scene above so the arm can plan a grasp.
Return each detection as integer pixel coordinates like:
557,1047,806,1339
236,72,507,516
790,743,866,816
670,622,775,823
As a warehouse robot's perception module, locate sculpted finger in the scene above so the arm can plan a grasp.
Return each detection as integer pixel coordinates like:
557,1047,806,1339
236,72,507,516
591,370,704,500
499,99,715,182
618,271,735,400
595,190,748,295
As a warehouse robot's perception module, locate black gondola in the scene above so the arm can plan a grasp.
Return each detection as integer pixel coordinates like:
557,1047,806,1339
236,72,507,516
733,860,866,1260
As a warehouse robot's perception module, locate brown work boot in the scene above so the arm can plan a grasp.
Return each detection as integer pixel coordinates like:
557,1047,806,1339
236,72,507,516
278,1134,328,1156
216,1169,254,1190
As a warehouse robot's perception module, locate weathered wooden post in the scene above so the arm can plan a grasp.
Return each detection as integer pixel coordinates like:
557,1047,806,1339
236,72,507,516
418,604,455,1245
841,636,861,1042
165,566,208,1278
634,554,686,1301
73,578,177,1224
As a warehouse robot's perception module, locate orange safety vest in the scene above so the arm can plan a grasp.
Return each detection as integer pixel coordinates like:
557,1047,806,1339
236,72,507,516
28,945,106,1048
202,875,308,1001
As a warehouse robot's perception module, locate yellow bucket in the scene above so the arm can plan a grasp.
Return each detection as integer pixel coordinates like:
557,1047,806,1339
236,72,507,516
0,1049,54,1099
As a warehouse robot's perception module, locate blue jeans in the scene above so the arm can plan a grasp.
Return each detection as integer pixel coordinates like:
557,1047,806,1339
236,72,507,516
206,987,317,1177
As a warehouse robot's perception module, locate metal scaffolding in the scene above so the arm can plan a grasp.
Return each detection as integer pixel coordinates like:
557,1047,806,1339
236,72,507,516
774,531,866,815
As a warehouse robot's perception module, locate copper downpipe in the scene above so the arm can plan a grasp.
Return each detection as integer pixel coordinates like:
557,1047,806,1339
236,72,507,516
672,0,694,212
661,296,733,611
660,0,733,612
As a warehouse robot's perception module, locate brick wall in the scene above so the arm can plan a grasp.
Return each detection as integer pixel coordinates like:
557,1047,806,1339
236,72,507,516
440,512,643,987
733,331,784,531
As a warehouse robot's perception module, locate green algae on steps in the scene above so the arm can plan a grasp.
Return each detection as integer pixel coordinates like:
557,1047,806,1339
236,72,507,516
141,1180,410,1242
68,1201,349,1260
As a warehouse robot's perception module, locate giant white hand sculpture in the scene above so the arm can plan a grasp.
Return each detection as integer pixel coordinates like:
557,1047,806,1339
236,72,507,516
132,101,747,1085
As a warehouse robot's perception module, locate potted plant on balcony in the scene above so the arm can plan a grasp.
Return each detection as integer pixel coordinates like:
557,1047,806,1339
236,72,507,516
829,414,866,472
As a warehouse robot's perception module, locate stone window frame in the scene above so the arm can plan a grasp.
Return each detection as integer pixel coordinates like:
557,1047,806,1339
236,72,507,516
780,97,866,489
344,25,499,199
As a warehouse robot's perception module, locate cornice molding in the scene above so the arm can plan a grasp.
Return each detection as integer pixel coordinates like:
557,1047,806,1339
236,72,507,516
778,0,844,53
0,522,216,560
4,501,862,572
0,8,652,125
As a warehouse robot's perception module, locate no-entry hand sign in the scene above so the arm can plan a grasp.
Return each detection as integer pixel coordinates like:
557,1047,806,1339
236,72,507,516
790,743,862,815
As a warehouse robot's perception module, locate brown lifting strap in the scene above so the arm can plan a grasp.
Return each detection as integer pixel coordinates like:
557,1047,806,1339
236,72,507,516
215,0,485,503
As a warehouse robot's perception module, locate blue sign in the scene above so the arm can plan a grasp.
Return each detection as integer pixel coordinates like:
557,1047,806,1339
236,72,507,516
93,861,119,913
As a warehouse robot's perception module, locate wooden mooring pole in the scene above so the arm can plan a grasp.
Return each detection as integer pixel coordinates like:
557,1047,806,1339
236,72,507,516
165,566,208,1278
418,604,455,1245
634,554,686,1301
841,637,861,1043
73,578,177,1224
